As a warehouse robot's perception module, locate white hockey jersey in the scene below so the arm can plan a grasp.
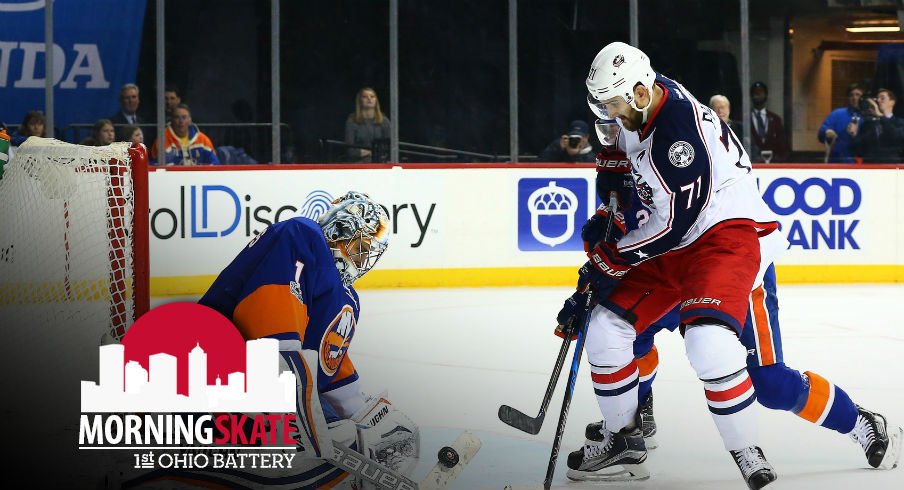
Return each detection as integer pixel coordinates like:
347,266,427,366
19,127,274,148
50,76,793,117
614,74,786,268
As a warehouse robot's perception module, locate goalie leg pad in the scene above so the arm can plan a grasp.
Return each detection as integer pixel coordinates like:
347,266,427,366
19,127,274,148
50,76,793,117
354,396,421,477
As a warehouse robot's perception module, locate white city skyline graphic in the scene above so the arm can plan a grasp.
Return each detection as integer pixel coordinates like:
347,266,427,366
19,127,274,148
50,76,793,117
81,338,296,413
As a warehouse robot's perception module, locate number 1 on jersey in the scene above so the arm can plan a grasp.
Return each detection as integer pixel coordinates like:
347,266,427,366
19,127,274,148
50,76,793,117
295,260,304,282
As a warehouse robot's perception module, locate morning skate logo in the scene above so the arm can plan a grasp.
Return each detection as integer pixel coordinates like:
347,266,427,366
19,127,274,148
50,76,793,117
79,303,300,469
517,178,588,251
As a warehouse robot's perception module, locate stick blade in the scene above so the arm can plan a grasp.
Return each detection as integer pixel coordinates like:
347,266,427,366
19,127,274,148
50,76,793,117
420,431,482,490
498,404,543,435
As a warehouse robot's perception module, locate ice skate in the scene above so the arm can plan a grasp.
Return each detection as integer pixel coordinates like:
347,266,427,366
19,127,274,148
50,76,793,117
638,391,658,448
566,425,649,482
849,404,903,470
584,391,659,450
730,446,777,490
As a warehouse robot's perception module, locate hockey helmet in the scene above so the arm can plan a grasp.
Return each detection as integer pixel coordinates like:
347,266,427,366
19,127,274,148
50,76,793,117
319,191,390,286
586,42,656,123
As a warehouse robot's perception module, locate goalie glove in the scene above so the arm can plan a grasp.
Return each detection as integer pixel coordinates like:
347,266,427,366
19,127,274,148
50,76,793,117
352,392,420,477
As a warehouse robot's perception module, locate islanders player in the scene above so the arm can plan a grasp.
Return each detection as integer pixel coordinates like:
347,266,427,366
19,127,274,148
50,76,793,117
569,160,902,476
125,192,418,489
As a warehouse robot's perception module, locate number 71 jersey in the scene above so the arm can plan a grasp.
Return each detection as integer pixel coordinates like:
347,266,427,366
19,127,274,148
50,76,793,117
614,73,783,266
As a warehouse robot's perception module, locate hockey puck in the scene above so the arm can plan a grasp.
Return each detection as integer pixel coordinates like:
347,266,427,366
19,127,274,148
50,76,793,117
437,446,460,468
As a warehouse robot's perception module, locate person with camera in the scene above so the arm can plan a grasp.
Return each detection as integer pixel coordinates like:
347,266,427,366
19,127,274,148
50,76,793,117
818,83,865,163
539,119,595,162
848,88,904,164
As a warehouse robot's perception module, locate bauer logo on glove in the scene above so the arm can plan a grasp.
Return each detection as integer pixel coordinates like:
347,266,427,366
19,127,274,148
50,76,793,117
588,242,631,279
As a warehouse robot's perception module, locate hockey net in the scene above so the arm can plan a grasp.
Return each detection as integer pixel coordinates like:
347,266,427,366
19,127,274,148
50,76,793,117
0,137,149,342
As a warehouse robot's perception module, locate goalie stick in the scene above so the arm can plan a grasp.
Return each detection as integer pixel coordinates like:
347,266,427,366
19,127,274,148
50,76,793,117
329,430,481,490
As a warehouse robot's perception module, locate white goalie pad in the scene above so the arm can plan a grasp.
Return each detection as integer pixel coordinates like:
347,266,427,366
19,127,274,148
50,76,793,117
277,348,334,459
352,392,420,478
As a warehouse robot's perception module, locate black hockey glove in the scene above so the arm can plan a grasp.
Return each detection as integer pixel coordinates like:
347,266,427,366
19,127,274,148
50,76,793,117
555,290,590,340
581,206,627,252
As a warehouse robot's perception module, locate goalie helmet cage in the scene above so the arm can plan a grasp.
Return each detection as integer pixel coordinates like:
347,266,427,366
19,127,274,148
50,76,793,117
0,137,149,341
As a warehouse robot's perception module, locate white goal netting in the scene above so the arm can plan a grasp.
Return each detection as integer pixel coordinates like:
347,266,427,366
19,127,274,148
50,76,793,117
0,137,147,340
0,138,149,485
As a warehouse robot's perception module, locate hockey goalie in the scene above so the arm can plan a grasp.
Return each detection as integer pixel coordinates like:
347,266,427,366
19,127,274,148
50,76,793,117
118,191,418,489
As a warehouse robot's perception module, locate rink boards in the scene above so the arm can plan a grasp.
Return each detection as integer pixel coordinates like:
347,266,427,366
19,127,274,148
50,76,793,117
146,164,904,295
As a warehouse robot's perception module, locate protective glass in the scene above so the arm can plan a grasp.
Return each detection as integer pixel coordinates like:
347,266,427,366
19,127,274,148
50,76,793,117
594,119,621,147
587,93,629,120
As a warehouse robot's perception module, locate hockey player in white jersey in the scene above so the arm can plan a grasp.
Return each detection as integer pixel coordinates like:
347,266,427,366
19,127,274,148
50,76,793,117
562,41,788,490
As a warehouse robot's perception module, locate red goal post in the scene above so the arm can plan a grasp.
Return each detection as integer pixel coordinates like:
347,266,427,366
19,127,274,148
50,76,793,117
0,138,149,341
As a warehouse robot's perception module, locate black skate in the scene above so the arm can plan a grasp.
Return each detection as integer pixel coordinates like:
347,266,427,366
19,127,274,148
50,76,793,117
566,425,649,482
639,391,658,448
730,446,777,490
584,391,659,449
849,404,903,470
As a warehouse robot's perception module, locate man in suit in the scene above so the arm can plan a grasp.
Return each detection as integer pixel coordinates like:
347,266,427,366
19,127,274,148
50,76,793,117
749,81,789,163
110,83,142,140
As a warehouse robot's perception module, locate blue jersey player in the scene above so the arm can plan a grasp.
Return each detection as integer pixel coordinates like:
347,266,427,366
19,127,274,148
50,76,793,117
125,192,420,490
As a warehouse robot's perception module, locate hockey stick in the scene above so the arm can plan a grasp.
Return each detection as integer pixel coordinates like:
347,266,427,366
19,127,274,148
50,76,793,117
497,194,620,435
498,323,574,434
542,192,618,490
331,442,420,490
330,431,482,490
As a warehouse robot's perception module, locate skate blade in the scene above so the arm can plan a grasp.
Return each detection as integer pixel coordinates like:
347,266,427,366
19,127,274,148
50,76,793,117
878,424,903,470
565,463,650,482
644,435,659,450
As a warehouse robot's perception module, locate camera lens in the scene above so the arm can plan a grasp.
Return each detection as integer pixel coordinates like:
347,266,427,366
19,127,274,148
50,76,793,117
568,136,581,148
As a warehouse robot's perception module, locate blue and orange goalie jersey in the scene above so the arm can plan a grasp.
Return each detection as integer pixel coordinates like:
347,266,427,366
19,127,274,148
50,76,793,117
199,216,361,400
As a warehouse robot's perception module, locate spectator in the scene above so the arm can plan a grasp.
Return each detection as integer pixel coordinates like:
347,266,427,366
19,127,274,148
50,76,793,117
1,127,10,179
849,88,904,163
749,81,789,163
110,84,143,139
708,94,743,138
11,111,46,147
818,82,864,163
164,86,182,123
150,104,219,165
345,87,391,162
123,125,144,145
79,119,116,146
539,119,595,163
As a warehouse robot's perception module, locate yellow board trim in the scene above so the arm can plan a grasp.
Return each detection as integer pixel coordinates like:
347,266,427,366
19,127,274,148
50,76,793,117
0,278,131,304
149,264,904,297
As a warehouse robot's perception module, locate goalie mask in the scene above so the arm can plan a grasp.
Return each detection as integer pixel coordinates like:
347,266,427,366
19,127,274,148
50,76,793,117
319,191,390,286
586,42,656,125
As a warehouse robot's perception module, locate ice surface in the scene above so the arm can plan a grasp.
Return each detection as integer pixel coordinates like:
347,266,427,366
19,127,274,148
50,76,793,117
346,284,904,490
148,284,903,489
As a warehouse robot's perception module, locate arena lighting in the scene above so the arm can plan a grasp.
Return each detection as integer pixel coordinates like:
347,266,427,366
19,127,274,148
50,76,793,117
845,19,900,33
845,26,901,32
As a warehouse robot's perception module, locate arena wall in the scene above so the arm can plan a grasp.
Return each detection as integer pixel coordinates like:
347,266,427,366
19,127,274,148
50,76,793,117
147,164,903,296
